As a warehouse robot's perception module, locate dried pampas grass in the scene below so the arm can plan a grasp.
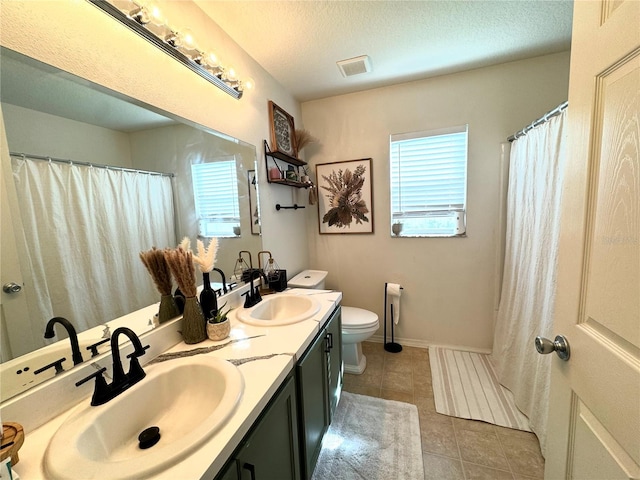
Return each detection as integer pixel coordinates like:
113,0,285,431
164,247,197,298
139,247,173,296
295,129,317,152
193,238,218,273
179,236,191,251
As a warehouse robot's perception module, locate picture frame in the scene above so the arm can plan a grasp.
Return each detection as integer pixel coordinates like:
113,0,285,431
316,158,374,234
268,100,298,159
248,170,260,235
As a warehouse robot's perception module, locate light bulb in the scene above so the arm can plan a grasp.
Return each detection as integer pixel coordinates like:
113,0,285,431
243,77,256,91
181,29,198,50
146,2,165,25
205,52,219,68
226,67,237,81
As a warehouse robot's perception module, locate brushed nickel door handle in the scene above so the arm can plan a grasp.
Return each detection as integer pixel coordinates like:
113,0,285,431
3,282,22,294
535,335,570,361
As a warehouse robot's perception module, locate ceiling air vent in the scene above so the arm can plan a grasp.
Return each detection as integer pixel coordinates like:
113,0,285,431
337,55,372,78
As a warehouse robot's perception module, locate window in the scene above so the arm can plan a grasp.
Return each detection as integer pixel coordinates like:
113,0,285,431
191,157,240,237
390,125,468,237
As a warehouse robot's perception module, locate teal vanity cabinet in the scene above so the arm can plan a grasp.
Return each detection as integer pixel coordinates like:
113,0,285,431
216,373,301,480
296,306,342,479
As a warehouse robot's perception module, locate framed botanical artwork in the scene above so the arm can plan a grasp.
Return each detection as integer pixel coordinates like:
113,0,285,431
268,100,298,159
248,170,261,235
316,158,374,234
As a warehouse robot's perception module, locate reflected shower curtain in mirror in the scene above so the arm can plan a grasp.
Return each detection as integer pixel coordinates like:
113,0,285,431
10,157,176,354
490,110,567,456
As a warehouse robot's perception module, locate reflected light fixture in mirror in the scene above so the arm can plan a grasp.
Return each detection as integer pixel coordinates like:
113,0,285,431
89,0,255,98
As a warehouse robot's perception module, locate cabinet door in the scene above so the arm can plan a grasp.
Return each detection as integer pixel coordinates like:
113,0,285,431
325,307,342,421
296,329,330,479
216,460,239,480
237,374,301,480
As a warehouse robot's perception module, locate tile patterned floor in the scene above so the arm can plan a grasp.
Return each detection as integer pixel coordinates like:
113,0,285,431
342,342,545,480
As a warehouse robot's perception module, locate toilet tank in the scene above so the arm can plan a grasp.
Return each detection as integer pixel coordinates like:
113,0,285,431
288,270,328,290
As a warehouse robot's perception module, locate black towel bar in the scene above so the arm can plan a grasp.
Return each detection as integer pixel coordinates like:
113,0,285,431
275,203,305,210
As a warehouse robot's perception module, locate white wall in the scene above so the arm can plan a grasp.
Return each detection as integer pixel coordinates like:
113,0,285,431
129,124,262,276
301,52,571,351
1,103,132,167
0,0,309,276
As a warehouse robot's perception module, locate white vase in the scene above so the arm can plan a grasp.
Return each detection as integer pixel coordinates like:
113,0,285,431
207,318,230,341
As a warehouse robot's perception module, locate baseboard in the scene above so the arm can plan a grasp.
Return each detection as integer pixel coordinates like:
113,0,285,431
368,335,492,355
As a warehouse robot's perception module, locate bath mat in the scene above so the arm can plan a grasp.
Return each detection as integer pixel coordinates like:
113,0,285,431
429,347,531,432
312,392,424,480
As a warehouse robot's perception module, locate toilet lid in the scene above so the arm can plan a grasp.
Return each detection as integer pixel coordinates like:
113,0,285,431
341,306,379,329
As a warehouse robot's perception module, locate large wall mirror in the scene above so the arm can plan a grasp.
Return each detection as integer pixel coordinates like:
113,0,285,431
0,47,262,401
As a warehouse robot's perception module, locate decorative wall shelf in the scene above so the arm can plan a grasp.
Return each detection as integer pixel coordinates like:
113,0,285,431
264,140,310,189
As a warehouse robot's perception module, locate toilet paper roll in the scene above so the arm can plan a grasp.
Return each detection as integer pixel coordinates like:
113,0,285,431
387,283,403,325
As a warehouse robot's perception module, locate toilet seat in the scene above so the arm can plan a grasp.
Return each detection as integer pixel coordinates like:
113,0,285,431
341,306,378,330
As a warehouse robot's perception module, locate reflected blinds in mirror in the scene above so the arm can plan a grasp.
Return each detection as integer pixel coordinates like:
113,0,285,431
191,157,240,237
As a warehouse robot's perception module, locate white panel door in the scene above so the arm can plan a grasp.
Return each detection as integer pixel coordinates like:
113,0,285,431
0,109,31,360
545,1,640,478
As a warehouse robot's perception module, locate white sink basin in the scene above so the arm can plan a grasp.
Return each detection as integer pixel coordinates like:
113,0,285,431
44,356,244,480
237,294,321,327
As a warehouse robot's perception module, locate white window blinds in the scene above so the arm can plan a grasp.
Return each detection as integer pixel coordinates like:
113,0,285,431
191,157,240,237
390,125,468,236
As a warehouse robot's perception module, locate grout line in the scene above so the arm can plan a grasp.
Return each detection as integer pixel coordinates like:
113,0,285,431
494,427,517,477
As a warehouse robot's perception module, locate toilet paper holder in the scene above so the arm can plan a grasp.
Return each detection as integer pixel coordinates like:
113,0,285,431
384,282,403,353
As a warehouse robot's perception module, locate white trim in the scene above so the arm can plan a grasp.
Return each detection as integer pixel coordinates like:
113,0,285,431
368,335,492,355
390,124,468,142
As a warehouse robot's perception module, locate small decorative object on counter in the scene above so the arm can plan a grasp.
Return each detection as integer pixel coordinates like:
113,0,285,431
164,246,206,344
392,222,403,236
190,237,220,323
0,422,24,467
206,302,232,341
139,247,180,324
200,272,217,321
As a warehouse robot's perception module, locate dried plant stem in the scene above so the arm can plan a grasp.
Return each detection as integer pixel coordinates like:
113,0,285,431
164,248,197,297
295,129,317,152
139,247,173,296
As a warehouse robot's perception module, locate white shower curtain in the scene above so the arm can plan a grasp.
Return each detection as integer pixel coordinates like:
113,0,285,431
10,157,176,352
490,109,567,456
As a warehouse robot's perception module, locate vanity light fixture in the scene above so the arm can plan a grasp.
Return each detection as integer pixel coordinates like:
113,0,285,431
89,0,254,99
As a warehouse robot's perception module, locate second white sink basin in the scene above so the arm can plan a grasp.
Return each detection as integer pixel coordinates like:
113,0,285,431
237,294,321,326
44,355,243,480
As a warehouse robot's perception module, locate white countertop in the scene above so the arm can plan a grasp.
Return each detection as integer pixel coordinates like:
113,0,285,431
10,289,342,480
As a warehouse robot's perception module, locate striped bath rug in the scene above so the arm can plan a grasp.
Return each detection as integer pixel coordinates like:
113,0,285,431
429,347,531,431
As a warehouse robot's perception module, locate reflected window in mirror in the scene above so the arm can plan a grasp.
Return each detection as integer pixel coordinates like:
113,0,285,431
191,157,241,237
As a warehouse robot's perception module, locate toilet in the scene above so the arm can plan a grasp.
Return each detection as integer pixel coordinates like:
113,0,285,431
288,270,379,375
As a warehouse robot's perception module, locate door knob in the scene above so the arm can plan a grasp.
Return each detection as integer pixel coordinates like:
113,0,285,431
2,282,22,294
535,335,570,361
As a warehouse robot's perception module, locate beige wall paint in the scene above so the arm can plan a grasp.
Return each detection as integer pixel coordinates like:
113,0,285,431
0,0,309,276
301,52,570,351
129,124,262,276
2,103,133,167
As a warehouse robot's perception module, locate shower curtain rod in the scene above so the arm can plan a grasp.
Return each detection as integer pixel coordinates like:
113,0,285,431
507,101,568,142
9,151,174,177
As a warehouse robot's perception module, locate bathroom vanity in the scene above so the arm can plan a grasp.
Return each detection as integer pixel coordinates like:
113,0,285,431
3,287,342,480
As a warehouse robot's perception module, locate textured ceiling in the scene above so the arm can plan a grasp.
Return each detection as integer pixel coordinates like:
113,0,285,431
196,0,574,101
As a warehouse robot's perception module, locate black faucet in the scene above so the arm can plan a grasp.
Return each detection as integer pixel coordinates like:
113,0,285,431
110,327,149,388
75,327,149,406
242,271,263,308
212,267,229,295
44,317,84,366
